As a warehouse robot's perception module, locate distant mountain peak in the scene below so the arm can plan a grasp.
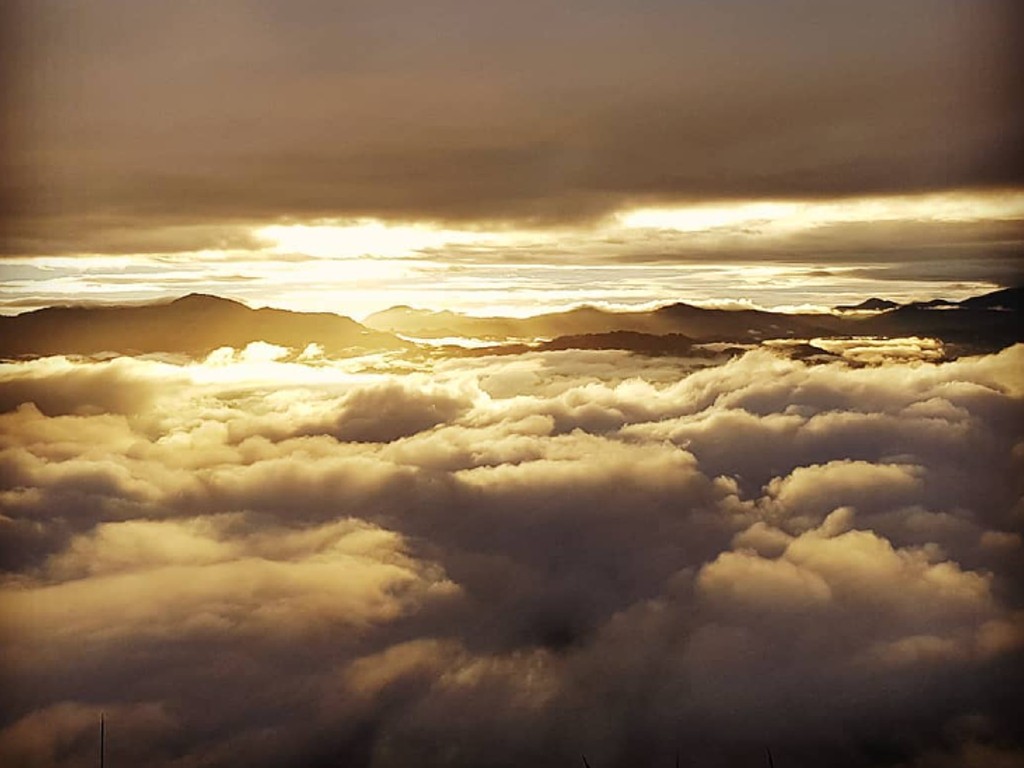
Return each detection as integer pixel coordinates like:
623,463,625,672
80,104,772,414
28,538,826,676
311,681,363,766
169,293,247,308
959,285,1023,311
835,297,900,311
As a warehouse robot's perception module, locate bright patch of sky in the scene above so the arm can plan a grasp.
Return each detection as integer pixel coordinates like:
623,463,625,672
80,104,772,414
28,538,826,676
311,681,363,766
2,191,1019,318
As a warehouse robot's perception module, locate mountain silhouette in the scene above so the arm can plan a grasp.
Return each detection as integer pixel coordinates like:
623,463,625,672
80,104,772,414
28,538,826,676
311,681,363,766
834,298,900,311
2,287,1020,359
369,287,1022,355
366,303,833,341
854,288,1022,352
0,294,411,358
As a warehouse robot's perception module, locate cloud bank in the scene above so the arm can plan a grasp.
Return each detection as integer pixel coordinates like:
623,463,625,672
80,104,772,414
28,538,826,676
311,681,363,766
4,0,1022,256
1,344,1022,766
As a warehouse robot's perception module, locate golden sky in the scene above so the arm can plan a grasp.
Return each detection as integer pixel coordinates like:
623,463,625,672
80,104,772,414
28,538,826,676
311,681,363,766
2,0,1021,315
2,188,1022,317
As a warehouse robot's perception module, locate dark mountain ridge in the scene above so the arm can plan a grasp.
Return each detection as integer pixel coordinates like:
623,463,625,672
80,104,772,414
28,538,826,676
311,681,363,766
834,298,900,311
371,287,1023,355
366,302,836,341
0,294,410,358
1,287,1019,359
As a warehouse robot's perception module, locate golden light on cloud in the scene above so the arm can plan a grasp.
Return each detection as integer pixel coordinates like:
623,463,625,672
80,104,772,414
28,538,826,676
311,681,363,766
2,331,1022,765
256,220,483,259
253,191,1024,265
618,202,797,232
618,191,1024,234
1,190,1019,321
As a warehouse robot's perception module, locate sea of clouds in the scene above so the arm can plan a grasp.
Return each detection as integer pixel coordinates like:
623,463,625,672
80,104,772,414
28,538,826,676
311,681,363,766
1,342,1022,767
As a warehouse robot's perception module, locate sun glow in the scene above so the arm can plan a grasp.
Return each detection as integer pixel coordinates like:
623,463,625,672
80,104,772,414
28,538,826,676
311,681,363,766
2,192,1018,321
188,341,387,387
256,220,485,259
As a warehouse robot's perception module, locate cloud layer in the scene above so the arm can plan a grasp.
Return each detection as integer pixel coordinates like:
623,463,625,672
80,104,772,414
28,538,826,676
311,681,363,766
1,343,1022,767
4,0,1022,256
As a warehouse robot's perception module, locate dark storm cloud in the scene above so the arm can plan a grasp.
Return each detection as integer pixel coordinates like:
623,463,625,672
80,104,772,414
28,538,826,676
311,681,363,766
1,344,1022,766
3,0,1022,255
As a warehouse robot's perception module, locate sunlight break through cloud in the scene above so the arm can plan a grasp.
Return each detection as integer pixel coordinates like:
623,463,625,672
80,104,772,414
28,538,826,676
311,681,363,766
617,190,1024,233
256,220,487,260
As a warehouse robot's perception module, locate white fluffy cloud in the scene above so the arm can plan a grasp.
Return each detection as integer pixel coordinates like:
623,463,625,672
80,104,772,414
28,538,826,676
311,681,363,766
1,344,1022,767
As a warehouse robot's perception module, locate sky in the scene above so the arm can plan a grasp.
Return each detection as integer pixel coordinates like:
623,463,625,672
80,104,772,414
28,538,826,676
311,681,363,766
1,0,1022,315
